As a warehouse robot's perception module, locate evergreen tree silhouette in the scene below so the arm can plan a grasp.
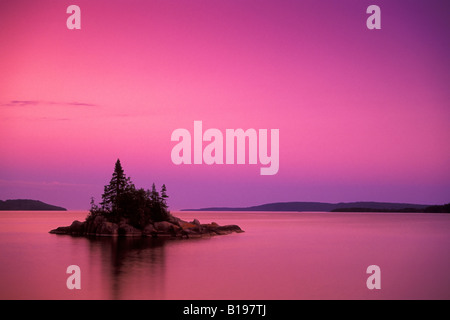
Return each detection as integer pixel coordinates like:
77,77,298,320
100,159,133,214
160,184,168,208
89,159,172,227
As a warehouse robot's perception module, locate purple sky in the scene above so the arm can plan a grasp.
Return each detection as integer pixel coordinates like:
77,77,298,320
0,0,449,210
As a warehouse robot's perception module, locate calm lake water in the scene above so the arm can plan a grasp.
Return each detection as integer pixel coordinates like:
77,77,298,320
0,210,449,300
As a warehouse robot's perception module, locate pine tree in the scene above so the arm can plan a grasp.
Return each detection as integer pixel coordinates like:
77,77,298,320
100,159,133,214
150,183,159,205
160,184,168,208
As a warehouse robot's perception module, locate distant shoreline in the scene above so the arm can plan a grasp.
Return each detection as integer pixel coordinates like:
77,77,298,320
182,201,449,213
0,199,67,211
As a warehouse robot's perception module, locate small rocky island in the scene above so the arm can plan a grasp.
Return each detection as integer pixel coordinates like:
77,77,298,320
50,159,243,238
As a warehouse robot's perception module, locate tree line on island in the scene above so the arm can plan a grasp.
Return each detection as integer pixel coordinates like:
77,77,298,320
88,159,172,229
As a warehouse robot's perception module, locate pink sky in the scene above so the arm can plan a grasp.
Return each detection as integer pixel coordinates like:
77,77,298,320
1,0,449,209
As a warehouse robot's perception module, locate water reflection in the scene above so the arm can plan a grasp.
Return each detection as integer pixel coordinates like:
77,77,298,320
86,236,169,299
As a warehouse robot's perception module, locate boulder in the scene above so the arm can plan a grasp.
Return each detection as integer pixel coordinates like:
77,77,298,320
154,221,180,234
179,221,197,230
182,228,203,238
69,220,85,235
49,220,86,235
143,223,156,236
214,224,243,234
118,223,142,236
97,221,118,235
49,226,70,234
85,215,106,234
167,215,182,226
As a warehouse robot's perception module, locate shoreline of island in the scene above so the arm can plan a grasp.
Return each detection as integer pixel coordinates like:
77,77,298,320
49,214,243,238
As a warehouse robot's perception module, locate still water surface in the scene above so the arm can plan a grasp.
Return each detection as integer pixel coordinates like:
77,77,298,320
0,210,449,299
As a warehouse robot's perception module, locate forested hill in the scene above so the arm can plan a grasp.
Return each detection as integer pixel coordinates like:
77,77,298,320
182,201,432,212
0,199,67,211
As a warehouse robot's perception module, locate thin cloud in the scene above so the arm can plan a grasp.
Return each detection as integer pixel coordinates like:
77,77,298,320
0,179,96,189
2,100,40,107
0,100,101,122
66,102,98,107
1,100,98,108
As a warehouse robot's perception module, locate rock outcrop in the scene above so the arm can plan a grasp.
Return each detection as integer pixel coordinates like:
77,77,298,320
49,215,243,238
